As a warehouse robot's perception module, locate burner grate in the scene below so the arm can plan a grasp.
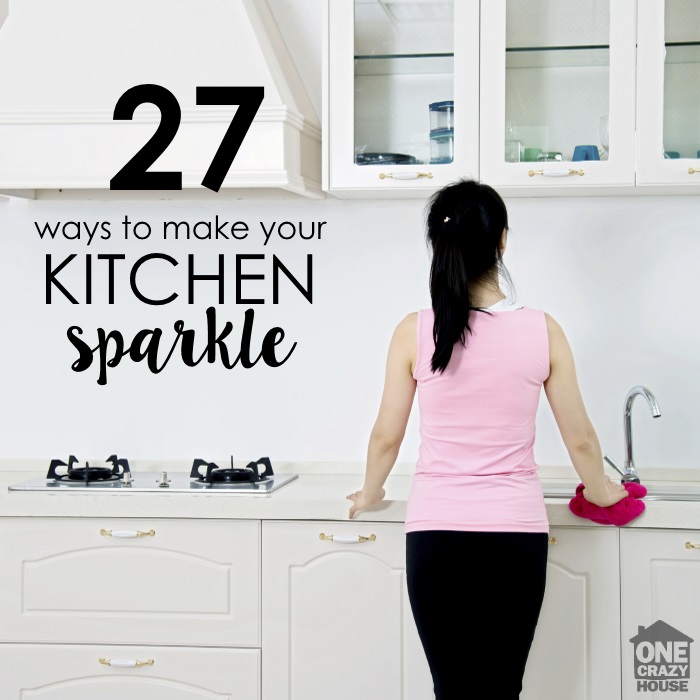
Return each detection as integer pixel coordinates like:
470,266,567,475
47,455,131,484
190,456,274,485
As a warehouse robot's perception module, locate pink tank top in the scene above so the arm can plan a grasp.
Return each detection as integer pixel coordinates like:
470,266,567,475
405,302,551,534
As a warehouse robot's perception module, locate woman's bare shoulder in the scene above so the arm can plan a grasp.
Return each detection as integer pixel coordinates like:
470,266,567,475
543,311,565,338
542,312,574,366
395,312,418,337
393,313,418,351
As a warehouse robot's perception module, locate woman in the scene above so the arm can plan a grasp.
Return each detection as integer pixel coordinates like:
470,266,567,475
346,178,628,699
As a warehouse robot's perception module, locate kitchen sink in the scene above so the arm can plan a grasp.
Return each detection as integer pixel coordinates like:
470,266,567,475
540,482,700,502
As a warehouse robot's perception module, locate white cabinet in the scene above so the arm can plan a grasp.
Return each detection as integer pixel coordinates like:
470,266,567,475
324,0,479,196
261,520,434,700
325,0,639,197
0,517,262,700
262,522,621,700
327,0,700,196
480,0,637,189
2,512,696,700
0,644,260,699
620,529,700,698
523,527,621,700
637,0,700,187
0,518,260,646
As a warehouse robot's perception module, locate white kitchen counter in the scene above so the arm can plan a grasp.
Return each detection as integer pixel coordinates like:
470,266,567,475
1,466,699,528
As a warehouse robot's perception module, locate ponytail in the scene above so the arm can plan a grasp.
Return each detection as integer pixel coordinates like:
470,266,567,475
425,179,512,374
429,217,471,373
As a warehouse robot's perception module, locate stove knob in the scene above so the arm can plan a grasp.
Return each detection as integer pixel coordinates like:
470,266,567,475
157,471,171,488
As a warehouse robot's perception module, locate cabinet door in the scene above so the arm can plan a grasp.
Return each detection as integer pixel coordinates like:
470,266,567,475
0,644,260,699
480,0,636,189
0,518,260,647
637,0,700,186
324,0,479,196
521,527,621,700
620,529,700,699
262,521,433,700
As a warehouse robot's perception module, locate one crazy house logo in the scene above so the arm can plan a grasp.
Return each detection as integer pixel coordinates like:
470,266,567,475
630,620,694,692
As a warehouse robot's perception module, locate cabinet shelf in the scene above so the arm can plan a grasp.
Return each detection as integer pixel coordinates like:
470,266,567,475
665,42,700,65
354,53,453,76
506,45,610,69
355,45,612,76
508,44,610,52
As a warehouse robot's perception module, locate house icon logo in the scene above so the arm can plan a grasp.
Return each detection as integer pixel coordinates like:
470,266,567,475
630,620,693,693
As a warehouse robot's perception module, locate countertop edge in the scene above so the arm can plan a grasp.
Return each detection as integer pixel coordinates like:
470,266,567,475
1,471,699,530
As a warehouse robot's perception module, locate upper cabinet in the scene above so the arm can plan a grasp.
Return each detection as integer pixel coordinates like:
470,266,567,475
637,0,700,187
325,0,699,197
324,0,480,196
480,0,636,189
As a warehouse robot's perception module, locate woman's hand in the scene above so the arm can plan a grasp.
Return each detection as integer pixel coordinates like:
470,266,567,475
347,487,386,519
583,475,630,508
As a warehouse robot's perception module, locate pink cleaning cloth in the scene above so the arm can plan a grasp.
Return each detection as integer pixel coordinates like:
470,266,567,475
568,482,647,526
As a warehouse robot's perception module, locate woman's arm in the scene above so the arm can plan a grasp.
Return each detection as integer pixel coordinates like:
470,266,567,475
543,312,628,507
348,313,417,519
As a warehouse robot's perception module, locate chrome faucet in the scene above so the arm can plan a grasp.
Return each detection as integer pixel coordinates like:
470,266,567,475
603,385,661,483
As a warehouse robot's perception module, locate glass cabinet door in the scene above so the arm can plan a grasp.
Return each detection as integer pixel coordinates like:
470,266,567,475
326,0,479,194
480,0,636,189
637,0,700,185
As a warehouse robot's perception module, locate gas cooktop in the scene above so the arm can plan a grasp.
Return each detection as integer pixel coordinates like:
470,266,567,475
8,454,298,495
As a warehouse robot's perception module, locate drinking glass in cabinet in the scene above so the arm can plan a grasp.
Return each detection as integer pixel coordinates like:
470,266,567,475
503,0,611,164
353,0,454,167
663,0,700,161
505,120,523,162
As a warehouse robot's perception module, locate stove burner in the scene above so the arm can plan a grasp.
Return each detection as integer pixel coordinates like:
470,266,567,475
190,456,274,485
47,455,131,483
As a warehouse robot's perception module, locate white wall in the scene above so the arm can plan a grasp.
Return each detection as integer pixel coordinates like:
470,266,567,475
0,193,696,473
0,0,694,472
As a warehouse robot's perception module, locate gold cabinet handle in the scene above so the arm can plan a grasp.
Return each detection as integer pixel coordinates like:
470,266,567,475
378,171,433,180
685,541,700,549
688,168,700,175
99,657,154,668
548,536,557,545
319,533,376,543
99,529,155,538
528,168,585,178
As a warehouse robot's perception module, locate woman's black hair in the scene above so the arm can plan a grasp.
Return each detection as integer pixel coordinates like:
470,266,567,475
425,178,513,374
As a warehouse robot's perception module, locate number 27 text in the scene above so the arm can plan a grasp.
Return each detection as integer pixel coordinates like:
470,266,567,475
110,84,264,193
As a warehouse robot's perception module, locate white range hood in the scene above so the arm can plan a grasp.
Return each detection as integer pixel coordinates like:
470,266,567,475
0,0,322,198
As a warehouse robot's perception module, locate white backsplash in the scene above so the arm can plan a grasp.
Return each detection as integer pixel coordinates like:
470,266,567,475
0,193,696,471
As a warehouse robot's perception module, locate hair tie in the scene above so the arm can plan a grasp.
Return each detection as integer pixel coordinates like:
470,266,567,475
442,215,459,236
